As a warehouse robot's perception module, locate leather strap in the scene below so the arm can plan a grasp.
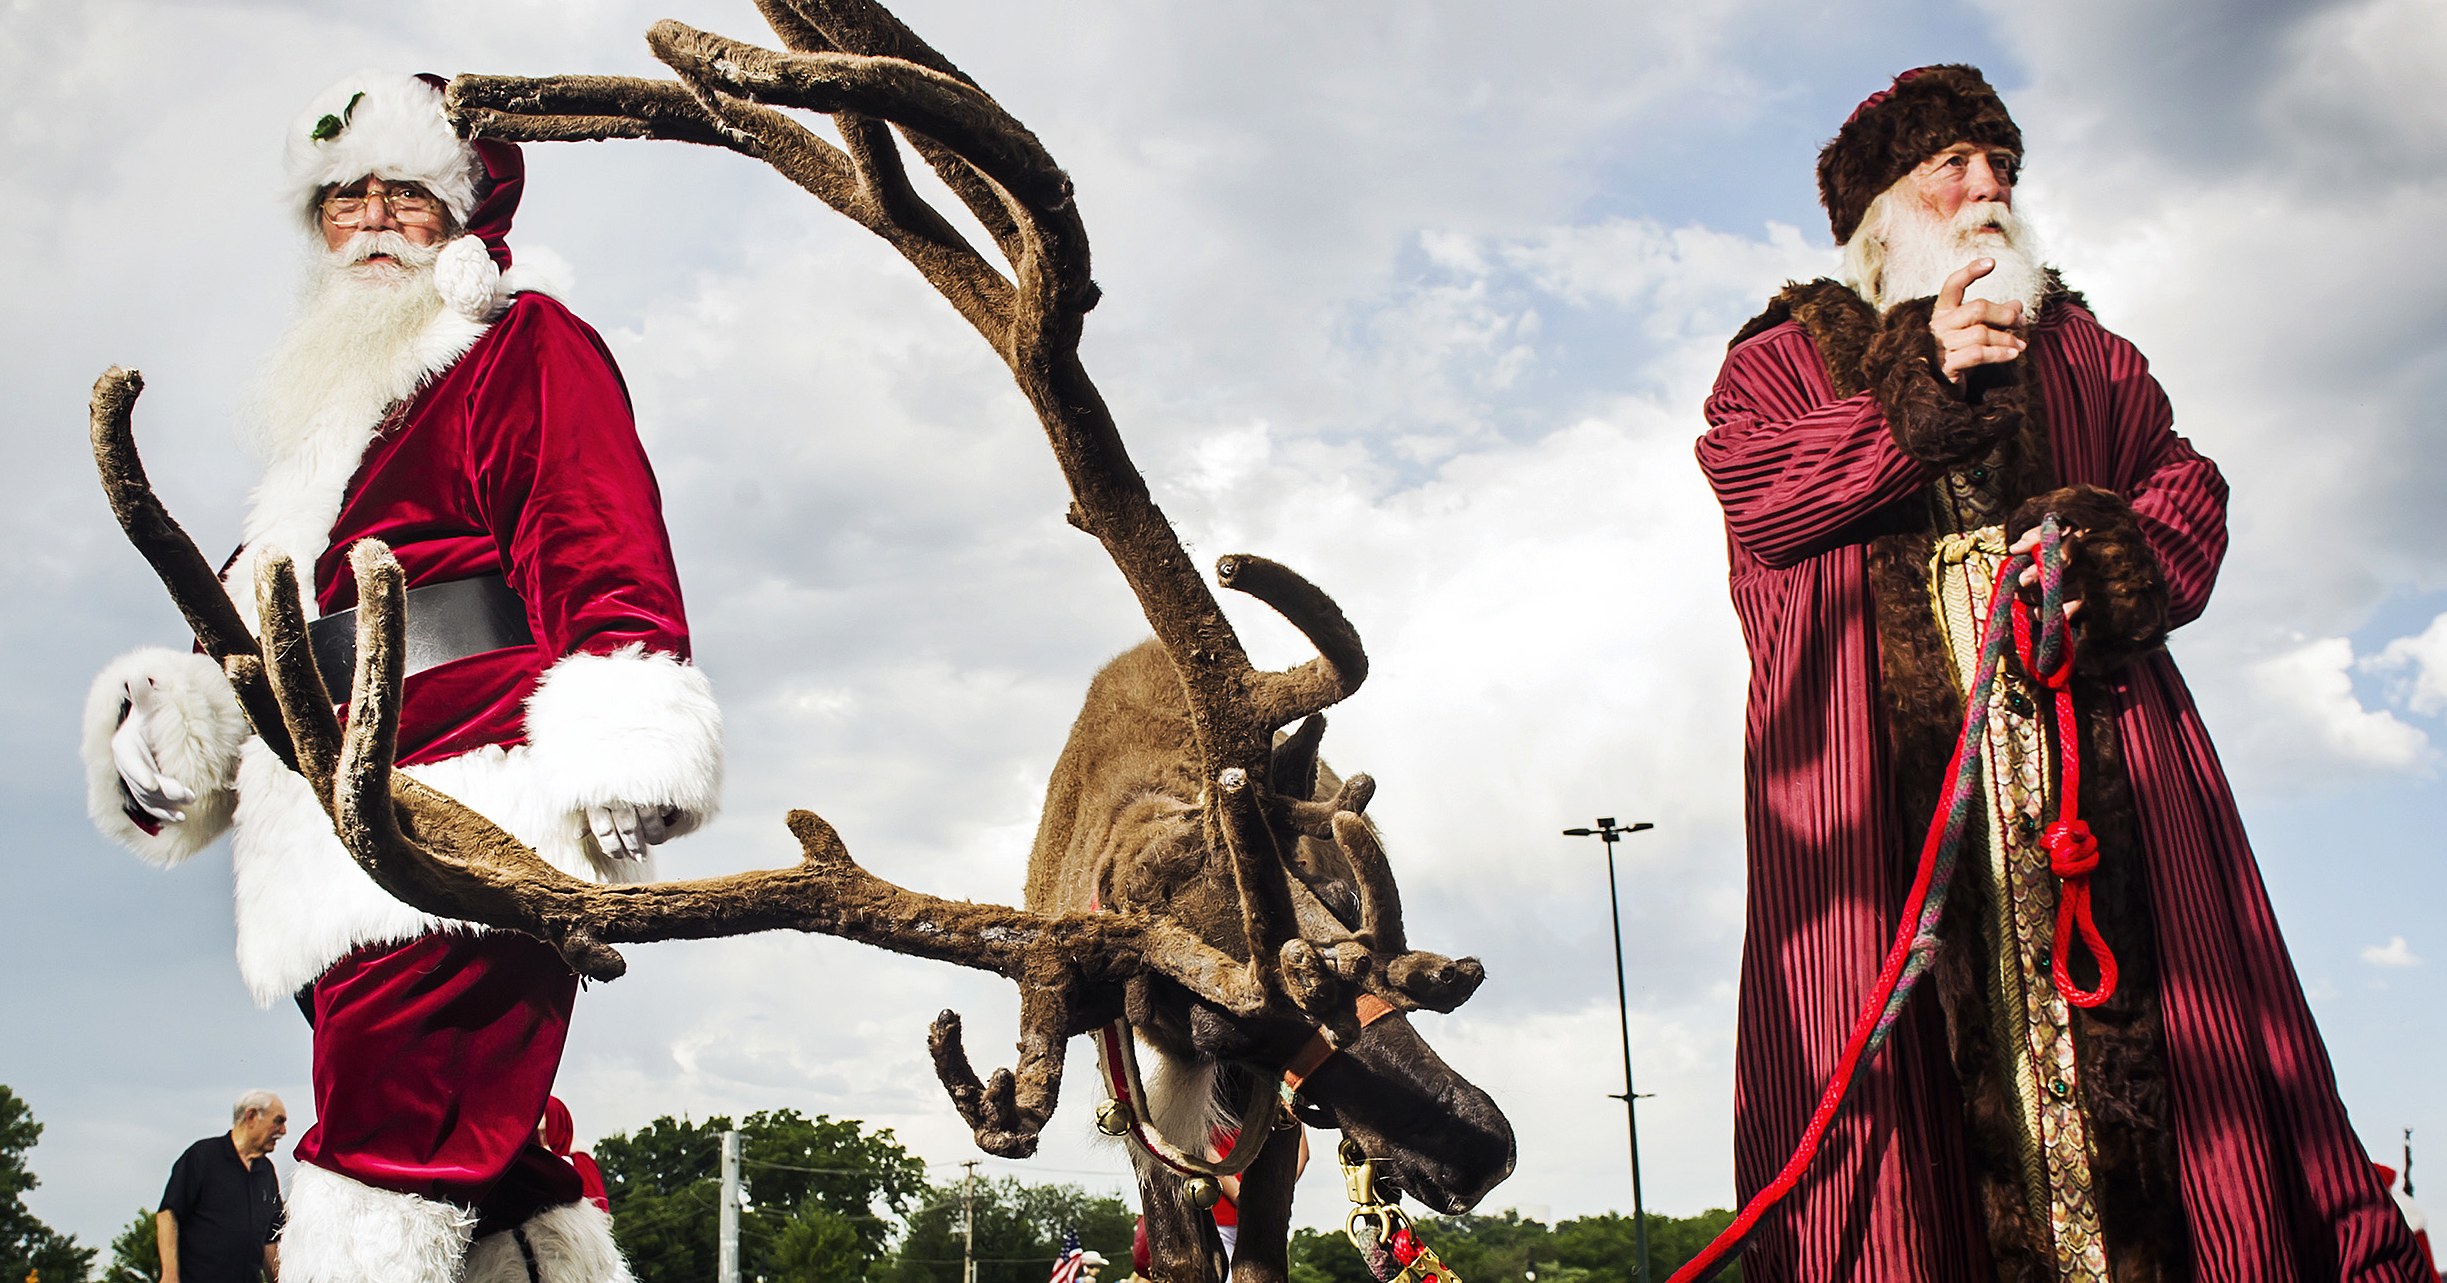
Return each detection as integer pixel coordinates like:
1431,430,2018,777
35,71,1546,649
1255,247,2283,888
1282,992,1399,1093
307,573,533,703
511,1226,543,1283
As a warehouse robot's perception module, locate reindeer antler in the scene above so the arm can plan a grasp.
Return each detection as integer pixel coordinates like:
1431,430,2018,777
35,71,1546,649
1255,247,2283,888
449,0,1367,986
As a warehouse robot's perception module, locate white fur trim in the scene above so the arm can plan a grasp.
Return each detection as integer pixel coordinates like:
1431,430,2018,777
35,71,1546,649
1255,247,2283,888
82,648,246,864
500,245,574,302
285,73,479,230
525,645,724,827
279,1163,475,1283
433,235,508,322
463,1202,633,1283
229,735,631,1005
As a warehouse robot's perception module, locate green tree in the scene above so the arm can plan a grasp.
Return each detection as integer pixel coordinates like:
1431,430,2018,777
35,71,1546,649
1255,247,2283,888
1288,1226,1377,1283
103,1209,161,1283
881,1176,1133,1283
1541,1209,1742,1283
1285,1208,1744,1283
589,1109,926,1283
0,1086,96,1283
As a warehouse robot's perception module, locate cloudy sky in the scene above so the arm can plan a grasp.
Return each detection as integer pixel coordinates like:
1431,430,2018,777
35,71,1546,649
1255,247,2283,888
5,0,2444,1256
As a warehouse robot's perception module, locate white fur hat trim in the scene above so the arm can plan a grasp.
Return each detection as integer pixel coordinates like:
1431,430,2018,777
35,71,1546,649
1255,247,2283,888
285,71,478,230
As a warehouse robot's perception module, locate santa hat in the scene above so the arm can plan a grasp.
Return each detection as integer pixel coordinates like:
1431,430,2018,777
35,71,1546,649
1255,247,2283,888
540,1095,576,1157
283,71,482,232
1817,64,2023,245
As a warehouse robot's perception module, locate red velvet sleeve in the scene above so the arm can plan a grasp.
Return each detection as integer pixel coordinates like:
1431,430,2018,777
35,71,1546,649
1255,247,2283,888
1697,325,1935,569
462,296,690,663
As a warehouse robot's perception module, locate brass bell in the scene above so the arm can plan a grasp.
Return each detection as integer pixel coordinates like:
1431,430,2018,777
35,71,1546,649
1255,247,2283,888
1184,1176,1222,1210
1095,1099,1130,1137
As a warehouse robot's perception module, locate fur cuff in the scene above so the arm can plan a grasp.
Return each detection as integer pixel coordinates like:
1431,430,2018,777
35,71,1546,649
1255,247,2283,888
82,648,247,864
2007,484,2171,673
524,644,724,822
463,1202,633,1283
280,1163,476,1283
1866,296,2028,466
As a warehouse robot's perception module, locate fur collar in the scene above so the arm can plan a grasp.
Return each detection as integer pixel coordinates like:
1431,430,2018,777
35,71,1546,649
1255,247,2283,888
1730,271,2091,375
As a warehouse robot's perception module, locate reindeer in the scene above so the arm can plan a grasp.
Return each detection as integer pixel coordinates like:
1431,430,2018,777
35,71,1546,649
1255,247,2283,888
85,3,1513,1279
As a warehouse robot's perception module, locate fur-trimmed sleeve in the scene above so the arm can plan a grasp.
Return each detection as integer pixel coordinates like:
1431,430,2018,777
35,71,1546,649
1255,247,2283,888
1863,296,2029,467
2008,485,2170,674
2095,329,2227,629
81,647,248,863
523,643,723,824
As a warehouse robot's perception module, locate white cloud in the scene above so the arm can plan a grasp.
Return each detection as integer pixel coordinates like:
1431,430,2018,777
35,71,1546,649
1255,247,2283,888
2367,612,2447,716
2243,637,2431,777
2363,936,2422,969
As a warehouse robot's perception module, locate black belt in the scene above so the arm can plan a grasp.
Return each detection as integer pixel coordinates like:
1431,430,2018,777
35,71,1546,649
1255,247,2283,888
307,573,533,703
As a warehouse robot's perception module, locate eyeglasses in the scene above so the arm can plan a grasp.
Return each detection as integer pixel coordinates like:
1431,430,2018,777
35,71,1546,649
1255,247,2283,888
321,181,445,227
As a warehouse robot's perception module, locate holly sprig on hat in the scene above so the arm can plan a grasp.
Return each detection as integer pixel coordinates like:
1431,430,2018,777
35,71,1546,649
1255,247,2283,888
310,91,366,143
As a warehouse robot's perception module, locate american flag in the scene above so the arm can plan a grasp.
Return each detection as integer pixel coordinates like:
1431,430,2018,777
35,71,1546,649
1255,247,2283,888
1047,1228,1088,1283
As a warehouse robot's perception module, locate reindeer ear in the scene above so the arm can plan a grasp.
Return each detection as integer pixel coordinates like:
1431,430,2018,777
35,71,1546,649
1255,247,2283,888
1270,714,1326,800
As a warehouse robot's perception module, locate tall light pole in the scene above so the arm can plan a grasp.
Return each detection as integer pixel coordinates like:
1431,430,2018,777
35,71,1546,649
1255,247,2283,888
718,1130,741,1283
1563,816,1656,1283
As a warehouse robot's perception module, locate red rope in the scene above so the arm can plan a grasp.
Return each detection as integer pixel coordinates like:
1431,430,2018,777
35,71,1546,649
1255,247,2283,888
1660,563,2011,1283
2013,596,2117,1008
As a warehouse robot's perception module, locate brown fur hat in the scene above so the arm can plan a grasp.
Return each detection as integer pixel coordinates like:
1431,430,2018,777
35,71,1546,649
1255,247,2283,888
1818,65,2023,244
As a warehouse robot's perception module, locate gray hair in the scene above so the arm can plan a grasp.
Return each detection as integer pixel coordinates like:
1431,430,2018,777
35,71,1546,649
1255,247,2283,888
233,1090,281,1123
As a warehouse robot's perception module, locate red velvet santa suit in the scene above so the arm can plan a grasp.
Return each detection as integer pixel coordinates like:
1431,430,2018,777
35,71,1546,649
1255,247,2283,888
1697,287,2425,1280
82,73,714,1283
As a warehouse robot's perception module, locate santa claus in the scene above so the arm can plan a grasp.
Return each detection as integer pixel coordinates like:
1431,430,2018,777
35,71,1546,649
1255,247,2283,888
1698,66,2426,1280
80,71,720,1283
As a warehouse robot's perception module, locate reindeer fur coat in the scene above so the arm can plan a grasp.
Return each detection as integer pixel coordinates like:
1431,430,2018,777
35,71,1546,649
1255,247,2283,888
1696,278,2426,1282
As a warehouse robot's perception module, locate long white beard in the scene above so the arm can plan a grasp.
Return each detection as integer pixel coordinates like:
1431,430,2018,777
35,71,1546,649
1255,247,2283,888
1842,191,2050,318
243,232,448,458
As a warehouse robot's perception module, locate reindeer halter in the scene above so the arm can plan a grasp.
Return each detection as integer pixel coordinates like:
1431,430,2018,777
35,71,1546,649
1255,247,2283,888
1088,888,1402,1186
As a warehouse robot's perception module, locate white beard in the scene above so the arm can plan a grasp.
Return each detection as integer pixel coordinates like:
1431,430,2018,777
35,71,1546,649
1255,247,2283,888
243,232,448,459
230,231,484,634
1841,190,2050,318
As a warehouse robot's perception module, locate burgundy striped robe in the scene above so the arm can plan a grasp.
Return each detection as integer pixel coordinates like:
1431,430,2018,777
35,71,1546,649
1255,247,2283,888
1696,285,2423,1281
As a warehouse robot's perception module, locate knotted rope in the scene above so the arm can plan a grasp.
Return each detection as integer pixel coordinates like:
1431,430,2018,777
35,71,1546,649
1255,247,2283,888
1666,514,2117,1283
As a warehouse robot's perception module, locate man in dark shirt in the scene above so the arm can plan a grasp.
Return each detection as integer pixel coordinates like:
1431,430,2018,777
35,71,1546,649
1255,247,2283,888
159,1091,287,1283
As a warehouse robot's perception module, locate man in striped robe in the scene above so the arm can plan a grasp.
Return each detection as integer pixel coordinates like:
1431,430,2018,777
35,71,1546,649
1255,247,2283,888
1696,65,2425,1282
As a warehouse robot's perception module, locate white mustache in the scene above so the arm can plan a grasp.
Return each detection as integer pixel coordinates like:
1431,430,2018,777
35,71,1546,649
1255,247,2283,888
333,230,441,269
1949,200,2019,242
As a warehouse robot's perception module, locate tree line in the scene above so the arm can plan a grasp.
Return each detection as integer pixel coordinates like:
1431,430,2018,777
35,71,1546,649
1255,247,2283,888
4,1086,1737,1283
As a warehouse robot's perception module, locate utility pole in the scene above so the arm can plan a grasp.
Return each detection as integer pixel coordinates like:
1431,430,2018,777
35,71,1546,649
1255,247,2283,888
961,1159,980,1283
1562,816,1656,1283
718,1129,741,1283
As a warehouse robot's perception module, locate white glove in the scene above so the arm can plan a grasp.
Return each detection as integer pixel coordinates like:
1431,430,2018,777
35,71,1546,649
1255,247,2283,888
587,803,701,862
112,680,196,824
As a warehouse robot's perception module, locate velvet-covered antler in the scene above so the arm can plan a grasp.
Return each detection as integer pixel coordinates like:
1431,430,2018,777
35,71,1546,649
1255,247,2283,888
448,4,1369,989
